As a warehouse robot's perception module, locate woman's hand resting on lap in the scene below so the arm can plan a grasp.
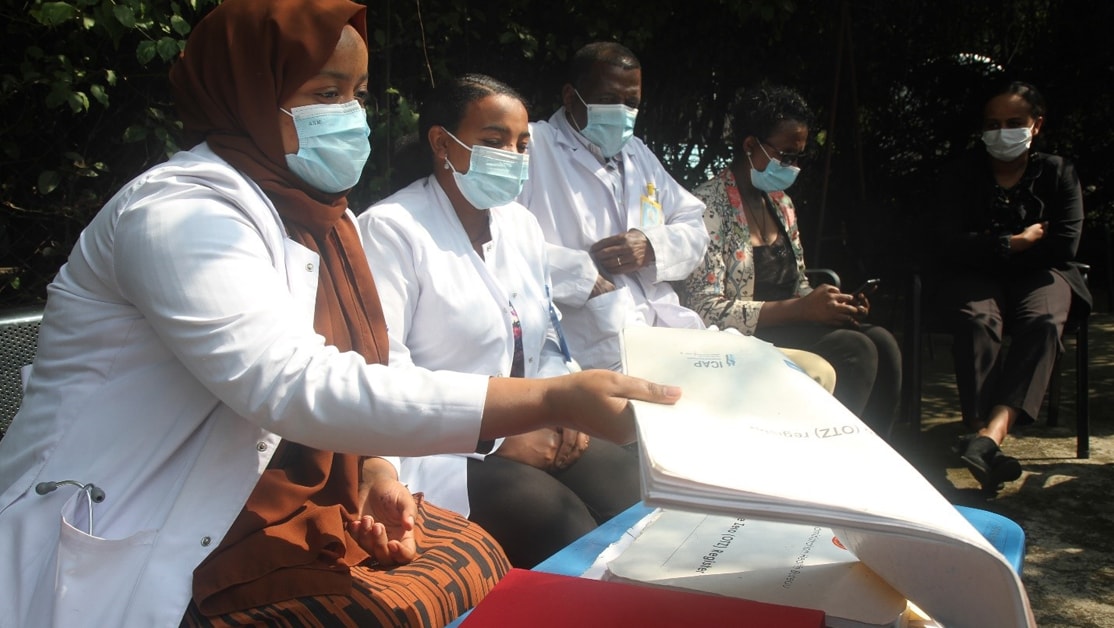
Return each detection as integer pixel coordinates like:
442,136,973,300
351,458,420,566
495,427,590,472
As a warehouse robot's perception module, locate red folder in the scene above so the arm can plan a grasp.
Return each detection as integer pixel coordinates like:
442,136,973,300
461,568,826,627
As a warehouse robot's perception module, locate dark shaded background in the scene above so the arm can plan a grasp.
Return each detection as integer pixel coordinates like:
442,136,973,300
3,0,1111,310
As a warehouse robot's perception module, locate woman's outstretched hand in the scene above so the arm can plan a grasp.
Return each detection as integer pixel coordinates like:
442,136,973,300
543,370,682,444
483,370,681,446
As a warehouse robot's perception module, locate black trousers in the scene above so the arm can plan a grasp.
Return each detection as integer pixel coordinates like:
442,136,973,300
755,323,902,435
940,268,1071,425
465,438,640,568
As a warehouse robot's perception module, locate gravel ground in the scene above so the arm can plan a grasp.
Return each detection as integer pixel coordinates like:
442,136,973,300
888,312,1114,628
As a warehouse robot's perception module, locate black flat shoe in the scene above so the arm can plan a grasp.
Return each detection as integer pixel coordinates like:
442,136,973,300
961,435,1021,492
951,433,975,456
989,450,1023,485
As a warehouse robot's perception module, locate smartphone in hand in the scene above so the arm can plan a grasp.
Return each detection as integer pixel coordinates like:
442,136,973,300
846,278,882,305
849,278,881,297
848,278,880,315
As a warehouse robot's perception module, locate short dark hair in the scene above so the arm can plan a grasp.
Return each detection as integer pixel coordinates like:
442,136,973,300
393,74,528,187
984,80,1046,119
728,85,815,156
568,42,641,89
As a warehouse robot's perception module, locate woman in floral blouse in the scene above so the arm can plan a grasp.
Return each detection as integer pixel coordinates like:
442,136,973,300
681,85,901,436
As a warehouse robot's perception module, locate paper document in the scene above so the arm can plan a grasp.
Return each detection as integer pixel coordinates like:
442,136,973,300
620,326,1034,628
604,509,908,628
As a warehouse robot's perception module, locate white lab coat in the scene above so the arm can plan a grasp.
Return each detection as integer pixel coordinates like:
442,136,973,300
0,143,490,628
358,177,570,516
519,109,709,370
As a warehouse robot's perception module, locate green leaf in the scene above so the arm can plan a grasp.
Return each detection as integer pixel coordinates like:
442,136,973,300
67,90,90,113
113,4,136,28
90,84,108,106
105,69,117,86
38,170,62,195
156,36,180,62
122,125,149,143
170,15,190,36
137,40,157,64
35,2,76,26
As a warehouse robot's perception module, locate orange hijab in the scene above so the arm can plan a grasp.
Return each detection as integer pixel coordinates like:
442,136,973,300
169,0,387,613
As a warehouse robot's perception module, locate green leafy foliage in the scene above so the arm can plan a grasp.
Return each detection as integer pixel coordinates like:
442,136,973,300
2,0,218,302
2,0,1112,305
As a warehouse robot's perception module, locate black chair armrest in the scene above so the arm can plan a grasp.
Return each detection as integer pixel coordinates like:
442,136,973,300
805,268,841,289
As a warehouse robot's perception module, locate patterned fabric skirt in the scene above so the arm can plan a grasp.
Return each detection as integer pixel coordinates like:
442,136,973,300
181,499,510,627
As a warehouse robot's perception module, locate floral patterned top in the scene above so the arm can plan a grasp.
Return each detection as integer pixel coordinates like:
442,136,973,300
681,168,811,335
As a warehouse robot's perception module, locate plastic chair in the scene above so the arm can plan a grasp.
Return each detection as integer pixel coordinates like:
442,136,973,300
955,505,1026,575
0,304,44,438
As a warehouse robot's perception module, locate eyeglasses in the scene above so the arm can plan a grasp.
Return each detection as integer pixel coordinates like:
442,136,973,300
760,141,805,167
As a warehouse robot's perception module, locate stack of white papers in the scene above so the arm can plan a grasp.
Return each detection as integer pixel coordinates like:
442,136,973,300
604,508,910,628
620,326,1034,628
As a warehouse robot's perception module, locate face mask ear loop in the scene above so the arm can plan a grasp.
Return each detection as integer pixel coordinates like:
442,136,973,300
569,90,589,132
746,138,768,172
441,127,474,174
757,142,776,165
442,127,473,153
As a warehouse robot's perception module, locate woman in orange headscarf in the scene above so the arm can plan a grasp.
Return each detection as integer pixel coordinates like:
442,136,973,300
0,0,679,625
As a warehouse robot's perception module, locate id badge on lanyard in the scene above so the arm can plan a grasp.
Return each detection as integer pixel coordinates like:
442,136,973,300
640,182,663,227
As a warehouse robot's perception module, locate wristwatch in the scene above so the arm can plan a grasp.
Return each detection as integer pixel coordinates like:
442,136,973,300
997,234,1012,257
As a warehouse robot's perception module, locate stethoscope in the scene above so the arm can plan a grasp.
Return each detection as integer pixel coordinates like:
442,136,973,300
36,479,105,535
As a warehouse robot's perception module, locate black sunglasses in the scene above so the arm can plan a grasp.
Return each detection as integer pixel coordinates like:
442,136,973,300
760,141,805,167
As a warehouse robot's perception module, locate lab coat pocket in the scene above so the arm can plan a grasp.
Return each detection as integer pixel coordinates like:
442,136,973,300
566,287,648,370
52,491,157,628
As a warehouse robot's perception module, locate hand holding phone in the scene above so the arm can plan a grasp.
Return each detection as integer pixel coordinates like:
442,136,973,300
849,278,881,297
847,278,880,321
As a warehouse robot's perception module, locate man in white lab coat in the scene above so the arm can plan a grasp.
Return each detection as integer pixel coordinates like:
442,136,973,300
520,42,838,393
520,41,709,371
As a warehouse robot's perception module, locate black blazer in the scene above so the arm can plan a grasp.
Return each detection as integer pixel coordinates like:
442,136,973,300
932,149,1092,316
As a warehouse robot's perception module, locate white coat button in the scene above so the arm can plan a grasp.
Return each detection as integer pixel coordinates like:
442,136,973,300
528,357,534,363
201,536,212,547
305,263,314,272
257,442,268,452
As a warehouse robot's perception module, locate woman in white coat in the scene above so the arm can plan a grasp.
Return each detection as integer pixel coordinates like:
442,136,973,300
0,2,678,626
359,74,642,569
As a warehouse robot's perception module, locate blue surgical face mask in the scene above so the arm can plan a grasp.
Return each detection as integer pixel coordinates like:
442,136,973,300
443,129,530,209
574,90,638,158
281,100,371,193
982,126,1033,162
748,143,801,192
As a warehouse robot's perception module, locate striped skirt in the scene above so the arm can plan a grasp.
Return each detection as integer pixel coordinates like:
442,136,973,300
181,499,511,627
